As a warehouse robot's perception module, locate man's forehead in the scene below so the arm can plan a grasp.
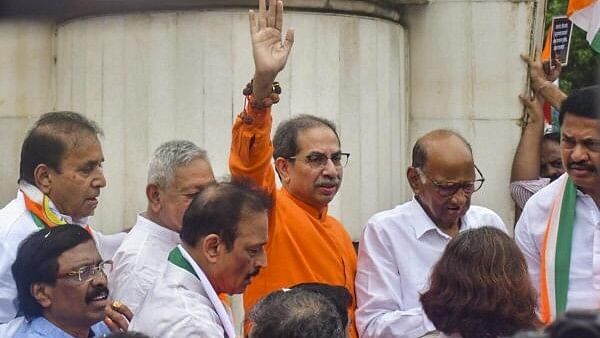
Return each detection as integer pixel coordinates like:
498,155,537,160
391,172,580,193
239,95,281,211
296,126,341,151
57,240,100,269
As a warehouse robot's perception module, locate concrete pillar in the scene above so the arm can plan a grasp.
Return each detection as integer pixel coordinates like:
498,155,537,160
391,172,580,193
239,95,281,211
404,0,541,229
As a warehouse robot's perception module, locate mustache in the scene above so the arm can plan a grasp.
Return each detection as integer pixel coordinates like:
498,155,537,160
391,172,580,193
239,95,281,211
315,177,340,186
567,161,595,172
247,269,261,280
85,286,109,303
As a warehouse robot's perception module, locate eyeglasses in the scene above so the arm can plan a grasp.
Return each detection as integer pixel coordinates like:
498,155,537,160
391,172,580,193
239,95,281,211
57,260,113,283
287,152,350,169
416,165,485,197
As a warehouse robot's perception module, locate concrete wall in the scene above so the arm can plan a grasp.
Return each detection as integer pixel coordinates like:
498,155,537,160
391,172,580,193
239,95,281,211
0,11,408,240
0,0,545,239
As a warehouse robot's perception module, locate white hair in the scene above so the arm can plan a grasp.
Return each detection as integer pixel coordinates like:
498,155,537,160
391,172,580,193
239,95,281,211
147,140,208,188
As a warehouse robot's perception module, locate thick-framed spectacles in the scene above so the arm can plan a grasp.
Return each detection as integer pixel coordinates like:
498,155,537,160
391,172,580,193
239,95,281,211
417,165,485,197
287,152,350,169
57,260,113,283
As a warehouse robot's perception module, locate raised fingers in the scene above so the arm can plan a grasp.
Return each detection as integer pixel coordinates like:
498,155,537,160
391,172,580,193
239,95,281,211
275,0,283,32
258,0,267,29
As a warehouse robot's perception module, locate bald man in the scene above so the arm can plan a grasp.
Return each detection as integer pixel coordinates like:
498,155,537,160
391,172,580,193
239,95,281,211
355,129,506,338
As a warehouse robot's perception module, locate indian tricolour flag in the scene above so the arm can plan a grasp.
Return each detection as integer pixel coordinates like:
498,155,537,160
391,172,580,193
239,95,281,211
568,0,600,52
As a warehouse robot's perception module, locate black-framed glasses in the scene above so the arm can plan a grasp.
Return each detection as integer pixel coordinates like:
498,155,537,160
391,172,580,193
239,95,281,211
416,165,485,197
57,260,113,283
287,152,350,169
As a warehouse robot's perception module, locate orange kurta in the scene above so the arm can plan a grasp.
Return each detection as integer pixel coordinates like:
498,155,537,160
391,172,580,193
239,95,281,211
230,104,358,338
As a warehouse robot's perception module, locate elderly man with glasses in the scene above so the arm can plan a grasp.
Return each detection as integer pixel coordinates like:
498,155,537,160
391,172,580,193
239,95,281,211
229,0,358,336
11,224,131,338
355,129,506,338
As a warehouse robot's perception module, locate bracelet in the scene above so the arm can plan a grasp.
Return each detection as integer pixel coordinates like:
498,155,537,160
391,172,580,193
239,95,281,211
243,80,281,110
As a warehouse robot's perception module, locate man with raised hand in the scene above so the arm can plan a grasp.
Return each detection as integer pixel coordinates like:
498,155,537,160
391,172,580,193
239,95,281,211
229,0,358,336
516,85,600,325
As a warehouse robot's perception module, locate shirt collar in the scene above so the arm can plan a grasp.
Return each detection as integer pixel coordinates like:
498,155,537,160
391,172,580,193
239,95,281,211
281,187,328,220
175,245,236,338
26,317,108,338
136,214,181,246
409,196,472,240
18,182,88,226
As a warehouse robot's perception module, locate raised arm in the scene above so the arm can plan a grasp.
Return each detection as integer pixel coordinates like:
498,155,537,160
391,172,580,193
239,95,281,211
229,0,294,194
511,94,545,183
250,0,294,100
521,53,567,109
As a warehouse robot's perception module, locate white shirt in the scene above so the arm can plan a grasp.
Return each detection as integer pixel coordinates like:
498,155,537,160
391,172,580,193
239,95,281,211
0,186,126,323
109,214,181,313
355,197,506,338
515,174,600,311
130,245,235,338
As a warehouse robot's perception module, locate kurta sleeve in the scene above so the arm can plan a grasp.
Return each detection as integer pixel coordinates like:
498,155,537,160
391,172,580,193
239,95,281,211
355,220,436,338
229,103,276,198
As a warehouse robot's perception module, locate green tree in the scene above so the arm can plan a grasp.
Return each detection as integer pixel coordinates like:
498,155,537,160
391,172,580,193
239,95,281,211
545,0,600,93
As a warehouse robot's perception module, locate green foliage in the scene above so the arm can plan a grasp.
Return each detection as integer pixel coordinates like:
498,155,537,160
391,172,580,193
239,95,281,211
545,0,600,93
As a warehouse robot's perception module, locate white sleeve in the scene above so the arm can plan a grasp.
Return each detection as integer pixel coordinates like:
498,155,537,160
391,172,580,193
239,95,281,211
93,231,127,260
0,241,18,323
515,206,541,294
355,221,435,338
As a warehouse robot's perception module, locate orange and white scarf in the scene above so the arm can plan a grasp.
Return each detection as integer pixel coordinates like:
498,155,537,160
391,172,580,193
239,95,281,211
539,175,577,324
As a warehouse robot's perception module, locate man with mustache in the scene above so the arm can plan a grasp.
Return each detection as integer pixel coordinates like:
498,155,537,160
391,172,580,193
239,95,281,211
229,1,358,336
109,140,215,313
0,112,126,324
11,224,132,337
356,130,506,338
516,85,600,325
129,181,270,338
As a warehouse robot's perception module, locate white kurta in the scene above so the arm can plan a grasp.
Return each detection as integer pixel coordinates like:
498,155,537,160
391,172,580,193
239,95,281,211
109,214,181,313
0,185,126,323
355,197,506,338
515,173,600,311
129,245,235,338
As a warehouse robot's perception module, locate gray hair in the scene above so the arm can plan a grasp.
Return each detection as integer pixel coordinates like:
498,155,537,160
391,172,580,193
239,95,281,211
249,287,347,338
147,140,209,188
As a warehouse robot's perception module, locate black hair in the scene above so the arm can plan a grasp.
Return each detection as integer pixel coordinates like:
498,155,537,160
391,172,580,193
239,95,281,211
559,85,600,125
11,224,94,320
19,111,103,185
180,179,271,250
273,115,340,161
291,283,352,329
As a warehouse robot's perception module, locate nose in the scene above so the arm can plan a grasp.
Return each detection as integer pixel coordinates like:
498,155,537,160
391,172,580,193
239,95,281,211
256,248,267,268
321,158,339,177
93,168,107,189
450,187,469,205
91,269,108,286
570,144,589,163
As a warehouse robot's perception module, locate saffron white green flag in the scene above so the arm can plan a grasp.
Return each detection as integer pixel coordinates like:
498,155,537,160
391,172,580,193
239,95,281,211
568,0,600,53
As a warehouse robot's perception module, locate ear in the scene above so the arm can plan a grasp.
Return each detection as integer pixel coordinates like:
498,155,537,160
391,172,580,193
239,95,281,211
146,184,162,213
407,167,423,194
275,157,291,185
31,283,52,309
33,164,52,195
202,234,222,264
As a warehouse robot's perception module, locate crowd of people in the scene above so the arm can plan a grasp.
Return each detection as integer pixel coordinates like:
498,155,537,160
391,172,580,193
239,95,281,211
0,0,598,337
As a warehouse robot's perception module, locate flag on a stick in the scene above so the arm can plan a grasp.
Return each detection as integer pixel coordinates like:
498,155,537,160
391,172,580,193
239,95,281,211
568,0,600,52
